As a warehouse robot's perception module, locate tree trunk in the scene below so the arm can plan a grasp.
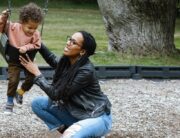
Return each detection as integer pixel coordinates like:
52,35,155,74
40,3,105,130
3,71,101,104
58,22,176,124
97,0,177,55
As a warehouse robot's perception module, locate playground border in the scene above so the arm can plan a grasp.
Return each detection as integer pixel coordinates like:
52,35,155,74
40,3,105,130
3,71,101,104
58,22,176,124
0,66,180,80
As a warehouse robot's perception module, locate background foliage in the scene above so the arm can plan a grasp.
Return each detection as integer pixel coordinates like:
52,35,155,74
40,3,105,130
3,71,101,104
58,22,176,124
0,0,179,66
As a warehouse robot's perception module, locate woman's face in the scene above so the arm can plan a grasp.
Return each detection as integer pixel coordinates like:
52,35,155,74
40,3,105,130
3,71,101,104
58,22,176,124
64,32,85,63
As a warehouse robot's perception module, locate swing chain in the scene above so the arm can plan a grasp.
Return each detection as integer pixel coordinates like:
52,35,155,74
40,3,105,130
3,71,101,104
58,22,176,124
41,0,49,36
0,0,11,62
43,0,49,14
8,0,11,14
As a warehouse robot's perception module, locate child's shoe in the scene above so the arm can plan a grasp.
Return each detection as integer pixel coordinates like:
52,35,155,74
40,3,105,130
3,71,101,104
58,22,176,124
4,102,14,114
15,92,23,105
15,88,25,105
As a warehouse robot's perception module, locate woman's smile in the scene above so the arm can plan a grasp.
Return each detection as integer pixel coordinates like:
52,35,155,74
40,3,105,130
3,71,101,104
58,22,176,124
64,46,69,52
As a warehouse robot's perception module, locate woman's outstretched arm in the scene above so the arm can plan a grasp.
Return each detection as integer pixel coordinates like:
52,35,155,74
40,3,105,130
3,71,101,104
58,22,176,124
38,43,60,68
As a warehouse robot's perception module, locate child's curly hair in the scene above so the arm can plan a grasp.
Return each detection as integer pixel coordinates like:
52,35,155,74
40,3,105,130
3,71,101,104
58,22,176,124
19,2,43,24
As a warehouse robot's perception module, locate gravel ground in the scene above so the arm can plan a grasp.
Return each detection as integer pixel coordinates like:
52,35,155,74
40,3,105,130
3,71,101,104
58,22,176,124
0,79,180,138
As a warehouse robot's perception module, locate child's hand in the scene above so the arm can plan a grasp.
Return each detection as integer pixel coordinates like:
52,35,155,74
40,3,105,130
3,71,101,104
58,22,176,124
19,47,27,54
0,10,9,25
1,9,10,19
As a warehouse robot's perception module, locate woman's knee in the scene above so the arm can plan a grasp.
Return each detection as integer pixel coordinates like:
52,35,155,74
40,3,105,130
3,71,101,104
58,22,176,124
62,114,112,138
62,123,82,138
31,96,48,112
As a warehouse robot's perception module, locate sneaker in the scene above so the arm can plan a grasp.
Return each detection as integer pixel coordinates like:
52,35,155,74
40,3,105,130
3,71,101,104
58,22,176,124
15,92,23,105
4,102,14,114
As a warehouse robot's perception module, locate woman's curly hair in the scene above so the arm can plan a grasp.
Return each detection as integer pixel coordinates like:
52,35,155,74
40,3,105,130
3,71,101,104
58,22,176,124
19,2,43,23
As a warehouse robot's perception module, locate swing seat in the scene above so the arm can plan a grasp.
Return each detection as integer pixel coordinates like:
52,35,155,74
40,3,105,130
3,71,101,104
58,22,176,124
0,33,9,62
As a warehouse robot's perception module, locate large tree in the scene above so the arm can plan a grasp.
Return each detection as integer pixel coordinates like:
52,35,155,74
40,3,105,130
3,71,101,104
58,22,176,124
97,0,177,55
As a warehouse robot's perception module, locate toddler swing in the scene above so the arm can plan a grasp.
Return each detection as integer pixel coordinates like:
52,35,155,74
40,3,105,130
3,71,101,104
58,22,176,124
0,0,11,62
0,0,49,63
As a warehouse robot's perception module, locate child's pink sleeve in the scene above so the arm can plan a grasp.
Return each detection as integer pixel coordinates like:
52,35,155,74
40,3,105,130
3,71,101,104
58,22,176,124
24,31,41,51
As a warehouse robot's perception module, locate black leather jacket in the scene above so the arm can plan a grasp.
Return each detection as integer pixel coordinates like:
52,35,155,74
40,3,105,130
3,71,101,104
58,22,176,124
34,44,111,119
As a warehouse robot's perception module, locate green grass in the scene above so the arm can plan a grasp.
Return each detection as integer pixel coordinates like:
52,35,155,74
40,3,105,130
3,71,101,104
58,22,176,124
175,18,180,49
0,2,180,66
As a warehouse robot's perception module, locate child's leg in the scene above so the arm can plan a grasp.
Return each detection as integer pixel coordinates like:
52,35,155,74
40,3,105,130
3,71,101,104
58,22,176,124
7,63,21,100
5,63,21,112
19,51,37,94
17,69,34,94
16,69,34,104
20,69,34,92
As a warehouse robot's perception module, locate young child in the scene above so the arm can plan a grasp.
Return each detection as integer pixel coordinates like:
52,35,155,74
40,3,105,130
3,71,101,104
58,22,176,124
0,2,44,113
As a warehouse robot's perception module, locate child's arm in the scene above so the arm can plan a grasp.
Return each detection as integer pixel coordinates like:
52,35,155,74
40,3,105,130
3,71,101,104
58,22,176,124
0,10,9,33
19,32,41,53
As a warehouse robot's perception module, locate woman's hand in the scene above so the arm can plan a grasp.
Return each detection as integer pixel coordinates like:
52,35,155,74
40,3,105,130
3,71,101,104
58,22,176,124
19,54,41,76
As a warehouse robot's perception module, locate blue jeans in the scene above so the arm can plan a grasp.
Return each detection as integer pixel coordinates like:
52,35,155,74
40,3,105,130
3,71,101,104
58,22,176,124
31,96,112,138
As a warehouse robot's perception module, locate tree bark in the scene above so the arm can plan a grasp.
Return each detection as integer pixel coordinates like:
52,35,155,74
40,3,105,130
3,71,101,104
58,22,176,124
97,0,177,55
